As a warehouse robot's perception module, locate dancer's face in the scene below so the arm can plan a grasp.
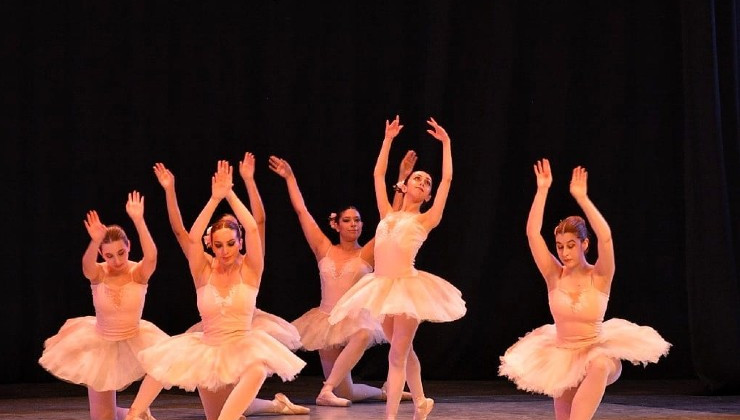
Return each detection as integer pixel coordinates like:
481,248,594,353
405,171,433,202
335,208,363,241
100,240,130,273
555,233,588,268
211,227,241,264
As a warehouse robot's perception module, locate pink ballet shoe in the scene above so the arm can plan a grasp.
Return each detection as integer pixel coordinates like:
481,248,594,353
412,397,434,420
124,408,157,420
380,382,413,401
274,393,310,414
316,389,352,407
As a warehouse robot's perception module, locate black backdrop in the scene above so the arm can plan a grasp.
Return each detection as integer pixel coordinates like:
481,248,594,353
4,1,739,393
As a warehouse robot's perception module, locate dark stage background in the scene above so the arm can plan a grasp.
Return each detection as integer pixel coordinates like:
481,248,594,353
4,1,739,393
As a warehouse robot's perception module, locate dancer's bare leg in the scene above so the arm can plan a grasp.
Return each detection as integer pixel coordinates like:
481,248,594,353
553,387,576,420
218,365,267,420
88,388,118,420
199,386,233,420
383,315,419,420
125,375,164,420
319,329,373,405
569,357,621,420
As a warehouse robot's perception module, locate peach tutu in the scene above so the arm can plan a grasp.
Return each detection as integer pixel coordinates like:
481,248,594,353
187,308,302,351
328,270,467,324
38,316,168,392
498,318,671,397
292,307,386,351
138,329,306,392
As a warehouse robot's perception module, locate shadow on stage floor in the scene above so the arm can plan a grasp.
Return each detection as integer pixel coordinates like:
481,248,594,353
1,377,738,419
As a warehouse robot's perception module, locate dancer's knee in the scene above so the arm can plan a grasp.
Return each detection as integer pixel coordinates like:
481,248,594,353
587,356,618,380
388,345,409,369
352,329,372,347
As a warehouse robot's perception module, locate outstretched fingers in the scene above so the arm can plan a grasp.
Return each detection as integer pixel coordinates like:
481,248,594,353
268,155,292,178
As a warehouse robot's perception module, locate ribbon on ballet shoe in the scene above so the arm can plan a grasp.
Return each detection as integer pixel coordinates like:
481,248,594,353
274,393,310,414
316,389,352,407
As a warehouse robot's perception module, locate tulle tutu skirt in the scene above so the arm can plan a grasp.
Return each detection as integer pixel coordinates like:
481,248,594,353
138,329,306,392
498,318,671,397
292,307,386,351
38,316,169,392
186,309,302,351
328,270,467,324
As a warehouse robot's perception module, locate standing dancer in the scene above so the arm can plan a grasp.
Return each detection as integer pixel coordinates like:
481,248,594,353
329,116,467,420
268,150,416,406
153,153,308,416
126,161,305,420
499,159,670,420
39,191,166,420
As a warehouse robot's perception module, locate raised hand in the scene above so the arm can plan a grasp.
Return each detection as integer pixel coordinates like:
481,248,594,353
153,162,175,191
385,115,404,141
569,166,588,200
239,152,256,181
268,156,294,179
126,190,145,222
399,150,417,180
534,159,553,189
212,160,233,200
426,117,450,143
84,210,107,243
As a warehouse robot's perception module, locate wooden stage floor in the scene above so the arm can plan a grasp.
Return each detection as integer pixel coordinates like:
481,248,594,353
1,377,738,419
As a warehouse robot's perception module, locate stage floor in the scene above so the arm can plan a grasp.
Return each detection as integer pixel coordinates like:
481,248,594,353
1,377,738,419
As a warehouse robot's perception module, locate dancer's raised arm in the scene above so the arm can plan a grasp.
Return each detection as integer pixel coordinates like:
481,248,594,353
239,151,266,253
126,190,157,284
418,117,452,231
188,160,233,286
570,166,615,292
225,179,264,283
526,158,562,290
269,155,331,259
82,210,107,282
153,162,191,255
374,115,404,218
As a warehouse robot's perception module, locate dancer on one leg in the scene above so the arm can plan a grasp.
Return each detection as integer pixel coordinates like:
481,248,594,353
268,151,416,406
499,159,671,420
39,191,166,420
153,155,308,416
126,160,305,420
329,116,467,420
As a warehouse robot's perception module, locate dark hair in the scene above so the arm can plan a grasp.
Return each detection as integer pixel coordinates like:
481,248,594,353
554,216,590,252
101,225,130,249
328,205,360,227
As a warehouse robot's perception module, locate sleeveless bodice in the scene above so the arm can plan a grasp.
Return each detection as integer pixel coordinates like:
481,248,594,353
373,212,427,277
197,275,257,345
548,281,609,346
92,280,147,340
318,250,372,312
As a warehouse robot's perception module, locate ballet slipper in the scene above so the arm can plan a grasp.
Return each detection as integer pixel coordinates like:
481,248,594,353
412,397,434,420
316,388,352,407
124,408,156,420
273,393,310,414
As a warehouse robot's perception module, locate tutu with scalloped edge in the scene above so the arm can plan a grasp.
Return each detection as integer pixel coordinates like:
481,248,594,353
38,316,169,392
498,318,670,397
328,270,466,324
292,307,386,351
138,329,306,392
